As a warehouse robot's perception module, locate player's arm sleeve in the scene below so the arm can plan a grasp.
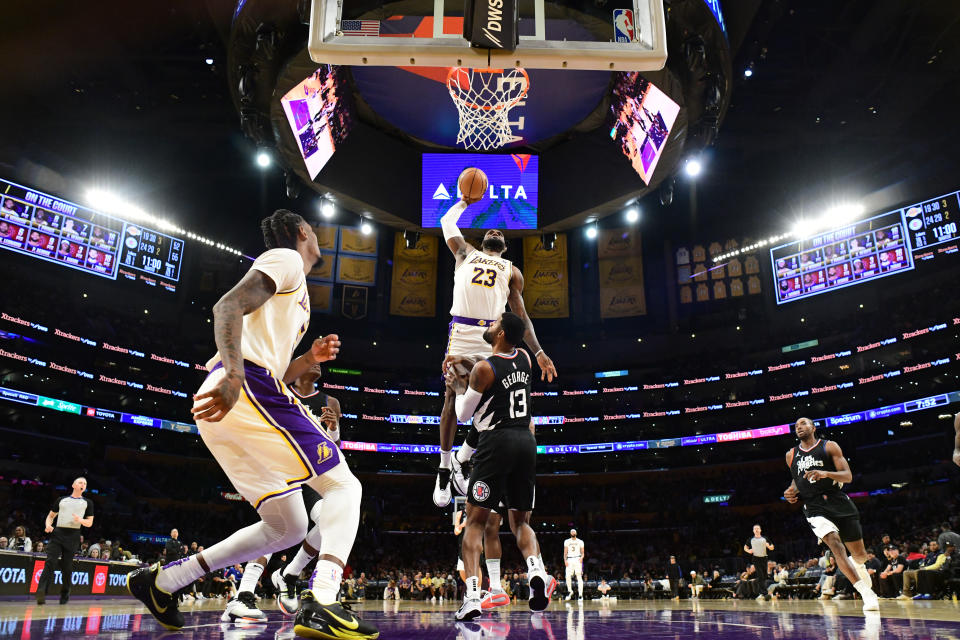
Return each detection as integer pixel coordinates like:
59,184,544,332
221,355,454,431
455,386,483,423
251,249,303,293
440,201,468,242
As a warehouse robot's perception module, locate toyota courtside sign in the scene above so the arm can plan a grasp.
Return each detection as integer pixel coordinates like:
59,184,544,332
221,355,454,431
1,555,136,597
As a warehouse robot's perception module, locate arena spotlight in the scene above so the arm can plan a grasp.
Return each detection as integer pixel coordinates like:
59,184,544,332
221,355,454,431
744,66,754,78
320,199,335,219
541,232,556,251
684,158,702,177
625,207,640,223
404,230,421,249
585,225,598,240
360,219,373,235
255,148,271,168
205,57,214,65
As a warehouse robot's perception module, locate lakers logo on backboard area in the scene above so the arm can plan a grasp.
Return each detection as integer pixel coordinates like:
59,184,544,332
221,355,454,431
472,481,491,502
317,442,334,465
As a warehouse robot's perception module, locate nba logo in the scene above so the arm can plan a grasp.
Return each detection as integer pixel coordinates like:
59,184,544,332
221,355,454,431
613,9,635,43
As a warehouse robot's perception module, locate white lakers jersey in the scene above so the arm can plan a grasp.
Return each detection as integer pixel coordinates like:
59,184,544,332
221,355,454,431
205,248,310,377
450,249,512,320
564,538,584,560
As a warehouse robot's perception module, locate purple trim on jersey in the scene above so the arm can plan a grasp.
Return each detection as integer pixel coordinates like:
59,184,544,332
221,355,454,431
450,315,497,327
254,485,303,510
242,362,341,478
162,557,191,572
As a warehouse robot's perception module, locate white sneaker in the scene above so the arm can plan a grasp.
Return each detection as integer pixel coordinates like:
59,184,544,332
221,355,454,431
271,568,299,616
861,590,879,613
529,574,548,611
221,591,267,623
564,594,572,601
455,598,482,621
433,468,452,507
756,594,766,600
451,456,469,495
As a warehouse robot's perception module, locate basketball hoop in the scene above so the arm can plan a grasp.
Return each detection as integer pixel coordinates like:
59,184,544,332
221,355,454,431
446,67,530,150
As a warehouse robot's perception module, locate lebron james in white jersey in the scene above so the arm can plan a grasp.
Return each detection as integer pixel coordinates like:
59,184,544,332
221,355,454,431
433,195,558,506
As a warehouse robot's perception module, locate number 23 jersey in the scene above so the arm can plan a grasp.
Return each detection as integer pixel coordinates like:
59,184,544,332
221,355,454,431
450,249,512,321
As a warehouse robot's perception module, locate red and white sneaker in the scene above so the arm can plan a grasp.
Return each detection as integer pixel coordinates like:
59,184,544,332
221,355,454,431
545,576,558,600
480,590,511,610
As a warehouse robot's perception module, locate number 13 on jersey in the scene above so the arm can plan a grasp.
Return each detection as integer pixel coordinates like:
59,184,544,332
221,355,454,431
509,388,528,418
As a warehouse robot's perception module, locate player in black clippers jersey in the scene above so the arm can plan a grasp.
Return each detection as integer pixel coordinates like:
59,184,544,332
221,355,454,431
784,417,879,612
445,311,551,621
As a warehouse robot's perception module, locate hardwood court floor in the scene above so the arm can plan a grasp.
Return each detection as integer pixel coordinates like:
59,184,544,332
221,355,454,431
0,596,958,638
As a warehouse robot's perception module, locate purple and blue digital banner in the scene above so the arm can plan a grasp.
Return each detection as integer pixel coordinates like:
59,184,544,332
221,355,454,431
421,153,538,230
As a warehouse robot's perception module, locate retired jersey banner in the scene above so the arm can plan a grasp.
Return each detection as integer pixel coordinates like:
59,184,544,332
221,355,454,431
336,255,377,285
307,282,333,314
598,228,646,318
675,238,762,304
390,232,438,317
342,285,368,320
339,227,378,255
522,235,568,318
308,250,336,281
311,224,339,252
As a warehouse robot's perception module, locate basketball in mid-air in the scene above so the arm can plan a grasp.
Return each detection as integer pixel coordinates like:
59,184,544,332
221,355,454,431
458,167,488,201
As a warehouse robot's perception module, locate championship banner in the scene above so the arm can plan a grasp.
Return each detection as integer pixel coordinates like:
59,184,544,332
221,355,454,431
598,228,646,318
336,255,378,285
308,250,336,281
339,228,378,255
390,232,438,317
342,285,368,320
522,235,568,318
307,282,334,314
311,224,338,252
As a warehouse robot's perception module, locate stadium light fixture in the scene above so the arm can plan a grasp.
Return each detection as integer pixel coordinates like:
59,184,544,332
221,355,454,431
320,199,335,219
625,207,640,223
361,219,373,235
255,148,271,168
684,158,702,177
585,225,598,239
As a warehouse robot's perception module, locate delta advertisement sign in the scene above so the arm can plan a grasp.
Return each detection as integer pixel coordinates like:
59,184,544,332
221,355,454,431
421,153,538,230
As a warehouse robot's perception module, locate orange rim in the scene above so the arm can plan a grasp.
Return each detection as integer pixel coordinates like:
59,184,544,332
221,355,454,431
447,67,530,112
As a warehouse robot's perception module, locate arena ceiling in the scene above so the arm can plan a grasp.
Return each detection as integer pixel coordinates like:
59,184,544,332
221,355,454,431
0,0,958,253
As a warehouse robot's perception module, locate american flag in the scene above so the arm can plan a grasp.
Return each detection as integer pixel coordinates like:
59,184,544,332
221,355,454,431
340,20,380,36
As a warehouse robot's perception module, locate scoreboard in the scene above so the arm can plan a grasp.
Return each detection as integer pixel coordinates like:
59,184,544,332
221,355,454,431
0,178,183,293
770,186,960,304
770,210,913,304
903,190,959,259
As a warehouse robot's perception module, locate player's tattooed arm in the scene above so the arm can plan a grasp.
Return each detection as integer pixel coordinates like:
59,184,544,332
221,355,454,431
507,265,557,382
193,270,276,422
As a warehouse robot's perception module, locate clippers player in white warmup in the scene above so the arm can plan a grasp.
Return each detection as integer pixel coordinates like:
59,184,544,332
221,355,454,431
445,312,551,620
434,192,557,507
126,209,377,639
784,417,879,613
563,529,585,601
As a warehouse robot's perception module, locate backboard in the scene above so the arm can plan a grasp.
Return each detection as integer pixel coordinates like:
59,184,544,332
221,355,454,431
308,0,667,71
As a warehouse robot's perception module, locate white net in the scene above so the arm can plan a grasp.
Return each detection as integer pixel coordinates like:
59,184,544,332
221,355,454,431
446,67,530,150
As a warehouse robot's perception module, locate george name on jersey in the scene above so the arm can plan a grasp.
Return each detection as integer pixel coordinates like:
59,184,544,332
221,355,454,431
501,370,529,389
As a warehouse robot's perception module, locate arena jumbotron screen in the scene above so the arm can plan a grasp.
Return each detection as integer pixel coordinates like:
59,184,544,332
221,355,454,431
421,153,538,230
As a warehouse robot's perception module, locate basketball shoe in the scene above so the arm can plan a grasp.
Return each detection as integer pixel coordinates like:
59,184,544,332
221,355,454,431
433,467,452,507
451,456,470,496
294,589,379,639
126,564,184,630
480,589,510,610
528,574,549,612
272,568,299,616
455,596,482,621
221,591,267,623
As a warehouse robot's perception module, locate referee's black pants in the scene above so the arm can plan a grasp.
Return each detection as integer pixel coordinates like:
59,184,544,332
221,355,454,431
752,557,768,593
37,538,77,595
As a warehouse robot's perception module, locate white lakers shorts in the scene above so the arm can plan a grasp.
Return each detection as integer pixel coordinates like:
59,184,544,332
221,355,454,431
195,362,342,510
446,322,493,362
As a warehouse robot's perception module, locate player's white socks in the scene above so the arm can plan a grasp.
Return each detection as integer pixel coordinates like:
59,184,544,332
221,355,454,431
440,450,453,470
157,556,205,593
526,555,545,577
465,576,481,601
456,444,476,464
284,548,316,579
849,556,872,585
238,560,267,594
486,559,501,591
310,559,343,605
